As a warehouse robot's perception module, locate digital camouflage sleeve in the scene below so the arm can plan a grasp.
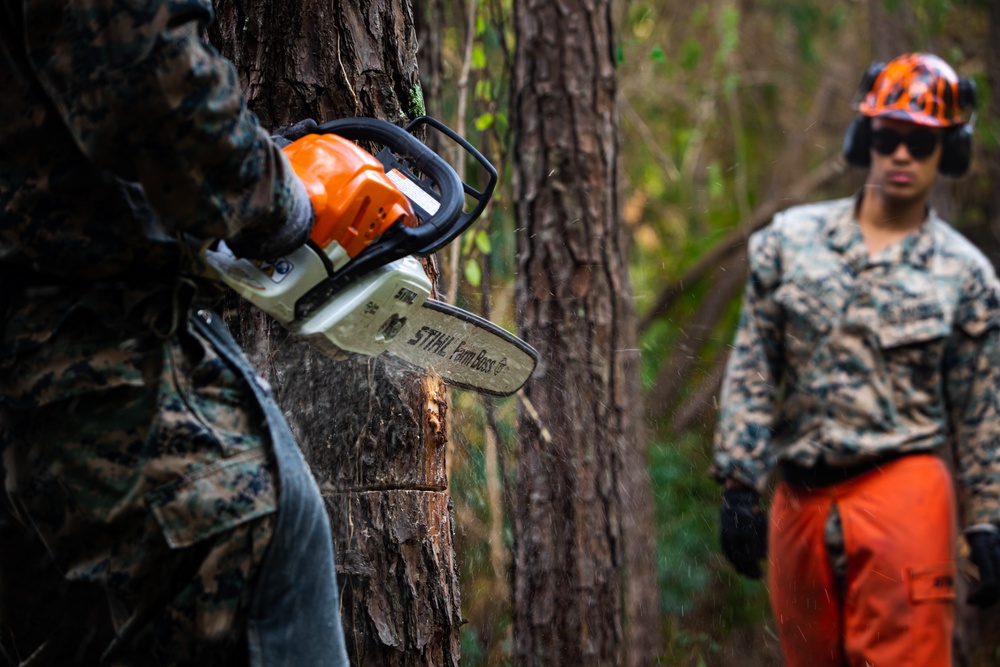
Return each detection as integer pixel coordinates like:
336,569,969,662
0,0,306,288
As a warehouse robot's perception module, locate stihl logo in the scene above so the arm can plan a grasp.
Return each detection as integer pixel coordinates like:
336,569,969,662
406,326,454,357
395,287,418,304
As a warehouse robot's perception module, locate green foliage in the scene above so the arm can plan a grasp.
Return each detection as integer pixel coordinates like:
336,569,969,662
474,112,494,131
649,435,717,615
679,38,702,71
464,259,482,286
649,45,668,63
449,389,518,667
649,432,772,659
472,45,487,70
474,229,492,254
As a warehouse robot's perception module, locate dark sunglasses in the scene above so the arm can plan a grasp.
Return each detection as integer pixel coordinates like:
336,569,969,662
870,127,940,159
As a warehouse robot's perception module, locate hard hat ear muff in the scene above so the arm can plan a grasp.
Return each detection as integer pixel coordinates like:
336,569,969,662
857,62,886,101
842,115,872,168
842,62,884,167
959,76,978,111
939,125,972,177
939,77,976,177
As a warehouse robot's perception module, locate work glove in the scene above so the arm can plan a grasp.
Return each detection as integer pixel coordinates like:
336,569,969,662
270,119,320,148
225,172,314,261
720,486,768,579
218,120,322,260
966,528,1000,607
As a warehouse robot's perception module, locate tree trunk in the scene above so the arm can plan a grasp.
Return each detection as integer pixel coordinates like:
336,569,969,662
208,2,462,665
511,0,659,664
951,3,1000,665
866,0,919,63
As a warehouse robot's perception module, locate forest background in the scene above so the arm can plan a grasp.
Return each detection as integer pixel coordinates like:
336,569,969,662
208,0,1000,665
434,0,1000,664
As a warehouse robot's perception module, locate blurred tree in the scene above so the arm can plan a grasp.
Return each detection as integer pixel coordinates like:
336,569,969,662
510,0,659,664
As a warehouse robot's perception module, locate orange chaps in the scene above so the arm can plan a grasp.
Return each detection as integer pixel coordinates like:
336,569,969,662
768,454,956,667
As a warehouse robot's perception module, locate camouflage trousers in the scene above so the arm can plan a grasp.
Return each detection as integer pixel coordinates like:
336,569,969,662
0,300,347,666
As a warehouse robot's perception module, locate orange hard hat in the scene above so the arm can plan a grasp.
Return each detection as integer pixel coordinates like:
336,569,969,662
858,53,967,127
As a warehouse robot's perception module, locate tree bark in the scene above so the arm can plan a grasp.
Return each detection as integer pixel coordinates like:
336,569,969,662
866,0,919,63
951,4,1000,665
208,2,462,665
511,0,659,664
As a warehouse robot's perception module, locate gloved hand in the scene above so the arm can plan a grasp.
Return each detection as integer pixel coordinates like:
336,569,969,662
225,172,314,261
220,119,322,260
720,486,768,579
270,119,320,148
966,528,1000,607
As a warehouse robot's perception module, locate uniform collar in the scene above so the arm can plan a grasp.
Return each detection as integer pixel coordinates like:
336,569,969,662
826,191,937,271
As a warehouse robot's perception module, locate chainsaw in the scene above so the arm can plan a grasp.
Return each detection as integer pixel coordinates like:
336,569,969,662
202,116,537,397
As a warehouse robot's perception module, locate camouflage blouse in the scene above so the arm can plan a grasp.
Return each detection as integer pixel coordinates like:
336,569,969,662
714,196,1000,527
0,0,301,351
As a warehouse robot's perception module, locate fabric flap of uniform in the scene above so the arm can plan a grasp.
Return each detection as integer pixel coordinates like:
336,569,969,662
145,447,277,549
877,315,951,349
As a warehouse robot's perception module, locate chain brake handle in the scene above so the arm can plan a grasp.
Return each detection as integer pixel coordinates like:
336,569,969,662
288,116,497,320
390,116,497,254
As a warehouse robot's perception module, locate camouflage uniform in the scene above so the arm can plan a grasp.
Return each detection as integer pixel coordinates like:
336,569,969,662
713,195,1000,529
714,194,1000,665
0,1,345,665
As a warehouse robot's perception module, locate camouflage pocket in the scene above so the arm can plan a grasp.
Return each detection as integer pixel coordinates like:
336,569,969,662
146,447,277,549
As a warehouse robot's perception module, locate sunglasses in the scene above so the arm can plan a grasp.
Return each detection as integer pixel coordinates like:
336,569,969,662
870,127,940,159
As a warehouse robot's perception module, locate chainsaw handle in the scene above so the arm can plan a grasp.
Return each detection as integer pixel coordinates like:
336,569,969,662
288,116,494,320
402,116,498,255
315,117,465,245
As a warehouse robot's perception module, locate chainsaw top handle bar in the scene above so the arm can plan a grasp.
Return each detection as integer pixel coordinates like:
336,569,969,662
399,116,498,255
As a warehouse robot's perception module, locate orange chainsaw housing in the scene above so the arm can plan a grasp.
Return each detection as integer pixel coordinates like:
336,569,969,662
282,133,417,258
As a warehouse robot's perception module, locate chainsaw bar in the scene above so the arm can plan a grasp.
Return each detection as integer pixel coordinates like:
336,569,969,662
384,299,538,397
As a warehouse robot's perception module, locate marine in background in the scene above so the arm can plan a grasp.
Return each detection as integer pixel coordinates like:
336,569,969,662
714,52,1000,667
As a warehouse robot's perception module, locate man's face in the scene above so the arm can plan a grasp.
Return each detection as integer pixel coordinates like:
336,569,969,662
867,116,943,205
